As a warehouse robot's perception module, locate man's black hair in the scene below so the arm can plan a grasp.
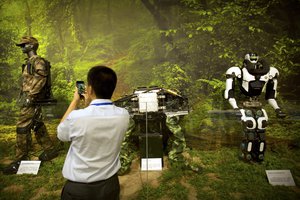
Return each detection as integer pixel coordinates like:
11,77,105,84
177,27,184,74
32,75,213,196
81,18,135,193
87,66,117,99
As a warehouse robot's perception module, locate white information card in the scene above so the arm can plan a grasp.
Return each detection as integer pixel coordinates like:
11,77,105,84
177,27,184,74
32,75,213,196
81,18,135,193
17,161,41,175
141,158,162,171
266,170,296,186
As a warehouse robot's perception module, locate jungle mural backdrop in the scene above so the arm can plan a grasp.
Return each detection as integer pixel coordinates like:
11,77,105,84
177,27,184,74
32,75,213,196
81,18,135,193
0,0,300,199
1,0,299,118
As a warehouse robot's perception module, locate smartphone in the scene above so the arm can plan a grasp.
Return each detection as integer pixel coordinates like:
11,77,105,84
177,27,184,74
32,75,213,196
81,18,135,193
76,81,85,97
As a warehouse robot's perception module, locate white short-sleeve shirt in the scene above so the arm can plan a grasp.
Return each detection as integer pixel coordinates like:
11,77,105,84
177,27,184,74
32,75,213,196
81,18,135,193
57,99,129,183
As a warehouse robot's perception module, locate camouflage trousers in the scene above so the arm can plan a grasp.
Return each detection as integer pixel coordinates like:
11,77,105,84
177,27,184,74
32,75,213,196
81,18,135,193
119,115,187,173
119,117,137,173
165,115,187,164
16,105,53,160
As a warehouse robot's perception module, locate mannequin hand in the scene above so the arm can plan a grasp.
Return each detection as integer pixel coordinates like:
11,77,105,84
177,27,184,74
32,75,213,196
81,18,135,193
24,95,35,106
24,98,32,106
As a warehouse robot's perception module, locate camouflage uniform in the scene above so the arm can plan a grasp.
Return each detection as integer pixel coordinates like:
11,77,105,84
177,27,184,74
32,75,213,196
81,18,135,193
16,54,54,160
119,114,191,174
119,117,137,174
2,36,58,175
165,115,187,164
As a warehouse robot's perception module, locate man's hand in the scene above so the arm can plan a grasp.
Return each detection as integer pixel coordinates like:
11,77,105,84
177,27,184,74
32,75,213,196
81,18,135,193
82,92,92,107
275,108,286,118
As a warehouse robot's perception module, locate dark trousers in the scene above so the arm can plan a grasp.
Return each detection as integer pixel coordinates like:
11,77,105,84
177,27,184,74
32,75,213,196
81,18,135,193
61,173,120,200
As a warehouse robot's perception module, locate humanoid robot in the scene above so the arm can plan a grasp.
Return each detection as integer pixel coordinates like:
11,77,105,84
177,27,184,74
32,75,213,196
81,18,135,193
224,53,286,161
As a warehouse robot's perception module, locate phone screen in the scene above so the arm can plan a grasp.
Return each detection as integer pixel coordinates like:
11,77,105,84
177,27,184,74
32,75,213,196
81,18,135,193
76,81,85,96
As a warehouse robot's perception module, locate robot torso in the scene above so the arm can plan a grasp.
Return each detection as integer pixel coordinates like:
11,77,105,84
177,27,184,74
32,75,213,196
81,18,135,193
240,67,278,97
225,59,279,100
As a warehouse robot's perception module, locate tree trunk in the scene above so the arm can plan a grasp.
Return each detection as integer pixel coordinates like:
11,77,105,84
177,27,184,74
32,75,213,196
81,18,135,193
24,0,33,36
141,0,183,60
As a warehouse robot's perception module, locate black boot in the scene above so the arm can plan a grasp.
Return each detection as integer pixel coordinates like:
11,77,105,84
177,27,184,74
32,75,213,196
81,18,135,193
2,155,29,175
38,148,58,161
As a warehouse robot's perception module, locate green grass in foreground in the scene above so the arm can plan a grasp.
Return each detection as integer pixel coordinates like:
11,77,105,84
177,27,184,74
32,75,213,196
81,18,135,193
135,146,300,200
0,120,300,200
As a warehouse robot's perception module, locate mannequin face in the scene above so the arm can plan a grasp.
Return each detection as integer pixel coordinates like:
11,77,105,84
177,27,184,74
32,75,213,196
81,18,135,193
20,43,34,54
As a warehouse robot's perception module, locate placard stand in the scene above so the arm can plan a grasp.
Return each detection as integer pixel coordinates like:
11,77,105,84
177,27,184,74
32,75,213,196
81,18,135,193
17,160,41,175
266,170,296,186
139,101,163,171
141,158,162,171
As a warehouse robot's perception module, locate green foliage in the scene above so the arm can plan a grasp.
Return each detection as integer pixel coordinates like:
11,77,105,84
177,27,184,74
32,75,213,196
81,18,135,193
151,62,191,91
196,78,225,106
0,100,19,124
183,96,213,134
267,36,300,98
268,36,300,77
1,0,299,116
268,119,300,139
183,78,227,134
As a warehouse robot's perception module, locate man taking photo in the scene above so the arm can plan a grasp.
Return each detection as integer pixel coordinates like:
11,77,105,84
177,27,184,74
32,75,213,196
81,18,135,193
57,66,129,200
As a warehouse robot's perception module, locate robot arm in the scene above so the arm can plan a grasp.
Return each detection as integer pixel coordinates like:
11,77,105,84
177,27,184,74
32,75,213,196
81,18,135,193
266,67,286,118
224,67,241,109
267,99,279,110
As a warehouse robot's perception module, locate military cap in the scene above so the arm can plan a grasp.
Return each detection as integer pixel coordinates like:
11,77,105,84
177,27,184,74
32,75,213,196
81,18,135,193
16,36,39,46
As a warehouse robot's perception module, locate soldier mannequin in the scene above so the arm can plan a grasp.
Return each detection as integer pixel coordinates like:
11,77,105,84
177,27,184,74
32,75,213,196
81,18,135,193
3,36,58,174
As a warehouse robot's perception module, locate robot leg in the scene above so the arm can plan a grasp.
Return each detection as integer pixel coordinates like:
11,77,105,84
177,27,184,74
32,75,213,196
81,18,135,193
240,131,256,161
240,109,256,161
255,130,266,161
255,109,268,161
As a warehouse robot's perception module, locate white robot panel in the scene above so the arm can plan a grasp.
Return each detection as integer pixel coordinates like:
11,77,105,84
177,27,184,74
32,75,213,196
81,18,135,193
224,67,241,99
241,67,269,95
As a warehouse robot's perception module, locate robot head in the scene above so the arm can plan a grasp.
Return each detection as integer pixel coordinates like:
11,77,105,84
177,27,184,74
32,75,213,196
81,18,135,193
244,53,259,64
243,53,269,75
16,36,39,53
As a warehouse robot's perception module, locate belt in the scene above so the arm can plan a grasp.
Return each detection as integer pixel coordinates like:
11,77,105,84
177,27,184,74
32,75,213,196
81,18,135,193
67,173,117,185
